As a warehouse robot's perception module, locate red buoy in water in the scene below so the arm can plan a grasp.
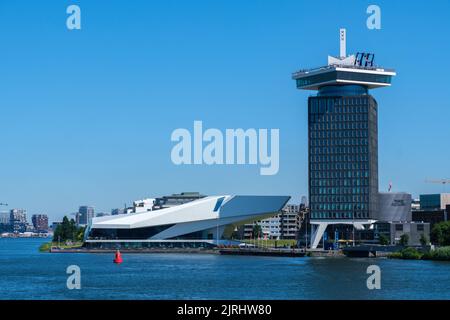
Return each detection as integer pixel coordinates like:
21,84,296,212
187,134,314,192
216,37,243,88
113,250,123,264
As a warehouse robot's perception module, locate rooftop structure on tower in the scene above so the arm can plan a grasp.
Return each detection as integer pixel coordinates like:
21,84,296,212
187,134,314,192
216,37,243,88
292,28,396,90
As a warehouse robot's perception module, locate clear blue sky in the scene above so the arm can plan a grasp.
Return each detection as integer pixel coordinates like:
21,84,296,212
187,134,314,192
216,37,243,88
1,0,449,221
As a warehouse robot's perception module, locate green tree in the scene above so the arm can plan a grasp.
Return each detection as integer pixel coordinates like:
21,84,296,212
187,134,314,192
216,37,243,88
53,224,61,242
431,221,450,246
420,233,429,246
61,216,70,240
76,226,86,242
378,234,389,246
252,223,262,239
69,218,77,240
52,216,83,243
399,234,409,246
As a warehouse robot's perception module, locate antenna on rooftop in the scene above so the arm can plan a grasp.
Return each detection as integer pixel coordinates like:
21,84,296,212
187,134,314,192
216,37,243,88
340,28,346,58
327,28,354,66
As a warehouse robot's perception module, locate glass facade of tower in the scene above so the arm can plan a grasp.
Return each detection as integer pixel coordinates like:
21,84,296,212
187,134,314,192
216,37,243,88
308,85,378,220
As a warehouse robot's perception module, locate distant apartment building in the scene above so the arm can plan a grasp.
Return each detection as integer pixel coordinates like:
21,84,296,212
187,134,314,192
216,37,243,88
238,203,304,240
153,192,206,209
0,211,10,232
300,196,308,209
420,193,450,210
0,211,9,224
240,218,278,240
132,199,155,213
412,193,449,228
96,212,110,218
240,223,254,239
280,204,302,239
110,193,205,216
111,208,125,215
260,216,281,239
10,209,27,233
77,206,95,225
32,214,49,232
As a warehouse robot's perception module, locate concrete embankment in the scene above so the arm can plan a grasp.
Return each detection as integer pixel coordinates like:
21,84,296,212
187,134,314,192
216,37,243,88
49,247,307,257
306,249,345,257
219,248,306,257
49,247,218,254
46,246,402,258
342,245,403,258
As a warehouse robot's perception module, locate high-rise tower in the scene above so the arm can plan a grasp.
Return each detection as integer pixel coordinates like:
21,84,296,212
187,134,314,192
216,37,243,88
293,29,396,248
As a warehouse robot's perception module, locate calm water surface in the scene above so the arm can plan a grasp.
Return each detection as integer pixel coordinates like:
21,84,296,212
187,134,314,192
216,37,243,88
1,238,449,300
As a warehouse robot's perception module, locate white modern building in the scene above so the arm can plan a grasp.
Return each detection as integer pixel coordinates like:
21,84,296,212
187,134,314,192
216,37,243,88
131,198,155,214
84,195,290,248
260,216,281,239
239,203,304,240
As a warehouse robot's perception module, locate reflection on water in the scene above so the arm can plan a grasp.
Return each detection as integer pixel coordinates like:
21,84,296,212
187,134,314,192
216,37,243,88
0,238,449,300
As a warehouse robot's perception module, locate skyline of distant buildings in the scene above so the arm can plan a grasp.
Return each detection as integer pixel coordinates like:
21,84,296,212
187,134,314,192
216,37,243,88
1,191,449,247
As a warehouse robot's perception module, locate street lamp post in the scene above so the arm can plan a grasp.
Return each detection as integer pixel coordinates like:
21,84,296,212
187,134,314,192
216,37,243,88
216,212,219,247
353,209,356,247
353,226,355,247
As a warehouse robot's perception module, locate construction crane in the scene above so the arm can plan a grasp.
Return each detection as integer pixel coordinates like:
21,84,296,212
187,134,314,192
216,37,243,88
425,179,450,193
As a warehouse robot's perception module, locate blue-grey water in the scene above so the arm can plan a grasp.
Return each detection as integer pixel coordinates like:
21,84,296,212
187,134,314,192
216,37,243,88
1,238,449,300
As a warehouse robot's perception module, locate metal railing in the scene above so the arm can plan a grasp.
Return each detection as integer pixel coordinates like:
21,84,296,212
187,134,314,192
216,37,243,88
292,63,395,78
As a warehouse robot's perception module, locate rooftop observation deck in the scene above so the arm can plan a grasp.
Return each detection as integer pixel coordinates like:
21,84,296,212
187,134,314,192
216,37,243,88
292,63,396,90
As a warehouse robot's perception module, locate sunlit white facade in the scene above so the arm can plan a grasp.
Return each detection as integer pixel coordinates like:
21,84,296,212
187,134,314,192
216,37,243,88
84,195,290,248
